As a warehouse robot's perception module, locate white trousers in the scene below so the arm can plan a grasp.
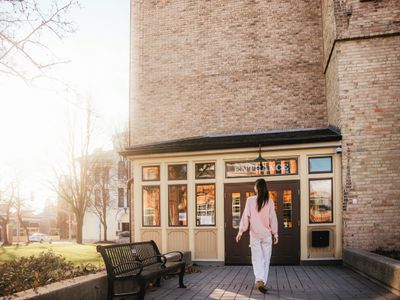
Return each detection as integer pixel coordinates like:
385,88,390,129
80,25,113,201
250,235,273,285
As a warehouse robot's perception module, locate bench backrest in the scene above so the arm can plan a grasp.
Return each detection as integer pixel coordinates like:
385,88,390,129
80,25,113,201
97,240,162,278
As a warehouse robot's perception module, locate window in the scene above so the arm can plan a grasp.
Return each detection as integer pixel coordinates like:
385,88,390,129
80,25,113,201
94,168,101,184
309,156,332,173
104,189,110,203
168,185,188,226
309,179,333,223
102,168,109,183
94,189,101,206
142,186,160,226
142,166,160,181
118,160,126,179
196,184,215,226
168,164,187,180
118,188,124,207
121,222,130,232
283,190,292,228
231,192,240,229
195,163,215,179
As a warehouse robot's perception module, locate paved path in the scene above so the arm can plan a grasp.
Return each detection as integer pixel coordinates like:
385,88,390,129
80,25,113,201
145,265,399,300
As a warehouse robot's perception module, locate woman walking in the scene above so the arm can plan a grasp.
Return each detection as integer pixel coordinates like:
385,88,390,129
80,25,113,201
236,178,278,294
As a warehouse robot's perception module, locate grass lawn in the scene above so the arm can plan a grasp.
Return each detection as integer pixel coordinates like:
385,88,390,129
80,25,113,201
0,243,105,268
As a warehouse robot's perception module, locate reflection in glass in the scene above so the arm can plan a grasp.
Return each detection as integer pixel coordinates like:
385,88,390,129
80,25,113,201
245,191,255,199
283,190,292,228
168,164,187,180
269,191,278,212
309,179,333,223
168,185,188,226
142,166,160,181
143,186,160,226
309,157,332,173
196,184,215,226
232,192,241,229
195,163,215,179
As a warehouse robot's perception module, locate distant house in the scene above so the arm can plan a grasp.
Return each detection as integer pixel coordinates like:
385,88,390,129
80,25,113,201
1,200,59,244
82,149,129,242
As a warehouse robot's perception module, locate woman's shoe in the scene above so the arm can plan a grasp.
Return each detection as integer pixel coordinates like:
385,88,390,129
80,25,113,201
255,281,268,294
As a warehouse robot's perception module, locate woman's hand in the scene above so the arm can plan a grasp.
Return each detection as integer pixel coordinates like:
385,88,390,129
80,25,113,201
273,235,279,245
236,232,242,243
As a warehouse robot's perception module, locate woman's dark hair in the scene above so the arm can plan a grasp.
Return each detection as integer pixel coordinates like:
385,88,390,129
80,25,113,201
255,179,269,212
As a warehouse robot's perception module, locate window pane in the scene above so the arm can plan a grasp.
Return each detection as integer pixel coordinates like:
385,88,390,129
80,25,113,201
118,188,124,207
309,157,332,173
168,164,187,180
283,190,292,228
309,179,333,223
142,166,160,181
195,163,215,179
245,191,255,199
196,184,215,226
118,161,126,179
142,186,160,226
168,185,188,226
232,192,241,229
269,191,278,212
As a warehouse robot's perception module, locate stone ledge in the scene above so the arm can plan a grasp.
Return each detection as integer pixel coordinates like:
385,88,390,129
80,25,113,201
10,272,108,300
343,248,400,296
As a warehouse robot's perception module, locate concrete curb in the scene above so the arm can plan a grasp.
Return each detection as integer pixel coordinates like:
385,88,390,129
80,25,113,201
343,248,400,296
8,272,108,300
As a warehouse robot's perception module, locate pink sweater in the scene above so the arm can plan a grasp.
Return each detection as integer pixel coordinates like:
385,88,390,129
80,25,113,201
238,196,278,239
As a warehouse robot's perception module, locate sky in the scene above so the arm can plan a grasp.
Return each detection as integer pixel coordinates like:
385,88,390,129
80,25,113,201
0,0,130,212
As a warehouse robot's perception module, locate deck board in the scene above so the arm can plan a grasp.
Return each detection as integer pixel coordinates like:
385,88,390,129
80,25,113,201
145,265,398,300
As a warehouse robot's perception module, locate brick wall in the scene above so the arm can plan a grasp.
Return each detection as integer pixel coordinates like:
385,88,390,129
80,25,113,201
321,0,337,68
338,36,400,250
129,0,327,146
323,0,400,250
333,0,400,40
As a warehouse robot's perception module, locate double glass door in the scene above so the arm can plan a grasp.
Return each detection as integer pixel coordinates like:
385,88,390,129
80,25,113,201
224,181,300,265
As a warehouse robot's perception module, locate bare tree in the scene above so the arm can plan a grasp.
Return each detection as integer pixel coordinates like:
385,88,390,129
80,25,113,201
0,0,78,81
112,125,129,152
0,183,14,246
14,194,30,244
88,158,113,242
52,105,95,244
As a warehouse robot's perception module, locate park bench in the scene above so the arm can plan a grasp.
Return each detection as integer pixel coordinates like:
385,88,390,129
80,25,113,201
96,240,186,300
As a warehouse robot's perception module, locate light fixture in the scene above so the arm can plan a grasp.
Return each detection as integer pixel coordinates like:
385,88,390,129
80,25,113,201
254,144,267,171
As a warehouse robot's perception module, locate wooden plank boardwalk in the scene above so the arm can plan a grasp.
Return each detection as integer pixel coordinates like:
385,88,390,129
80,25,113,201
144,265,399,300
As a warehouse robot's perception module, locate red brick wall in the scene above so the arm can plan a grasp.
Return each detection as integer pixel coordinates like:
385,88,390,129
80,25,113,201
129,0,327,146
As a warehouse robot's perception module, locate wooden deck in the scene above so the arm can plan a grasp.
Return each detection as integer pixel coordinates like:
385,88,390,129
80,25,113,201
145,265,399,300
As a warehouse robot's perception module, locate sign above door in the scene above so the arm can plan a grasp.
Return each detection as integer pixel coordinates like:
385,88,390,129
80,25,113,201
226,159,298,178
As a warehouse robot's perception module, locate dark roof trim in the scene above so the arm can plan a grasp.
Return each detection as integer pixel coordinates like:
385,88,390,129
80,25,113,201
121,126,341,157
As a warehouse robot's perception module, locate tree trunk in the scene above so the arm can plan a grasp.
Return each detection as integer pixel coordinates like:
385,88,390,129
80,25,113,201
1,219,11,246
76,217,84,244
103,221,107,242
18,215,30,245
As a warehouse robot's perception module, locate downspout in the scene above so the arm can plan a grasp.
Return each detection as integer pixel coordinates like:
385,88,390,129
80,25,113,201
126,177,133,243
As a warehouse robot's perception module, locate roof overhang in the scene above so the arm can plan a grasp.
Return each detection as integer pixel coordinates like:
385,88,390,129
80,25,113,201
121,126,341,157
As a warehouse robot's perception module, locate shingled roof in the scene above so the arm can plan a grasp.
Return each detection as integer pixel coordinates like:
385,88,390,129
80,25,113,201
121,126,341,156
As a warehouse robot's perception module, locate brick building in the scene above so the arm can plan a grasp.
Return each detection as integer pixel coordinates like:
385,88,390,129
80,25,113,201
123,0,400,264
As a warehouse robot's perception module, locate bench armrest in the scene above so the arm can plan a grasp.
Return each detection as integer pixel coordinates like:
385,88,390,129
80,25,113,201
163,251,184,261
140,254,167,267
